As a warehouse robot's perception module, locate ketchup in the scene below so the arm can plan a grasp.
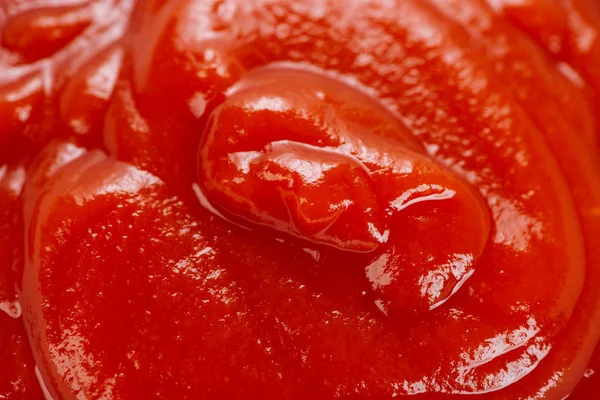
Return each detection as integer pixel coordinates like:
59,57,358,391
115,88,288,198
1,0,600,399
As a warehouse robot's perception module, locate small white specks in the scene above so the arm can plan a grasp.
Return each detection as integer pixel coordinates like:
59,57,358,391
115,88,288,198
374,299,388,315
303,248,321,261
391,184,455,212
205,268,224,280
557,62,586,88
188,92,207,118
14,105,32,122
354,53,374,68
585,369,595,378
367,222,389,243
365,253,393,289
0,300,21,319
228,151,261,175
204,49,216,62
68,117,91,134
246,96,291,112
195,247,215,258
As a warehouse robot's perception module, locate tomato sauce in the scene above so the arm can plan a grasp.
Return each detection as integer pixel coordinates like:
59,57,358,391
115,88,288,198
1,0,600,398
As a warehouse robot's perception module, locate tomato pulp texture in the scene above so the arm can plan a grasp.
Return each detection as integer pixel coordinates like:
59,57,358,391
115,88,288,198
1,0,600,399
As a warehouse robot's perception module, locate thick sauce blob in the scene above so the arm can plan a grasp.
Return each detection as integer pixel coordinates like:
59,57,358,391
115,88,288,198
0,0,600,399
198,67,492,315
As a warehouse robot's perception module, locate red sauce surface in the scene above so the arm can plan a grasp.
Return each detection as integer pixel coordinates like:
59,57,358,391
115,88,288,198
1,0,600,398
